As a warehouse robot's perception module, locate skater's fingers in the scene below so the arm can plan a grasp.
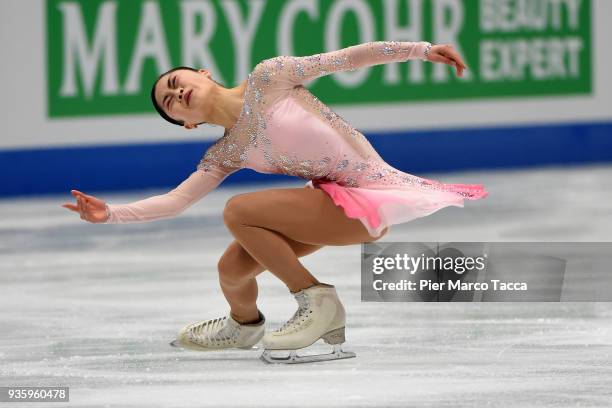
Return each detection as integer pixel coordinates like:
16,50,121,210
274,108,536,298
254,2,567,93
72,190,91,202
73,190,104,207
85,195,105,206
441,58,464,77
442,51,463,64
443,57,456,67
62,203,79,212
446,55,465,77
78,199,90,222
430,44,466,77
83,194,97,203
435,55,455,67
455,64,464,77
75,191,89,202
443,47,465,68
77,196,85,215
78,191,95,200
82,198,91,215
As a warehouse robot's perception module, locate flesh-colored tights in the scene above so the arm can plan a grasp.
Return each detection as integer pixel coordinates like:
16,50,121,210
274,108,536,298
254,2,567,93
220,186,388,324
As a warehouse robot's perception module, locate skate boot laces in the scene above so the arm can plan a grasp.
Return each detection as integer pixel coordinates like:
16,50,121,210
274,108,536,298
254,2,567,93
188,316,241,347
277,292,312,333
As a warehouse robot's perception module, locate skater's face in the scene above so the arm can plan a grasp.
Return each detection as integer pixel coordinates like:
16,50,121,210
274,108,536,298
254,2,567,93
153,68,216,129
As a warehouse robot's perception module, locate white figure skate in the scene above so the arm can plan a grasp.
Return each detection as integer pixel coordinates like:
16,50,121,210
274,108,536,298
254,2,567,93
260,283,356,364
171,310,265,351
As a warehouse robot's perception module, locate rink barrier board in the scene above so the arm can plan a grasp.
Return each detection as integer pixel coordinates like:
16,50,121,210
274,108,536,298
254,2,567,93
1,120,611,198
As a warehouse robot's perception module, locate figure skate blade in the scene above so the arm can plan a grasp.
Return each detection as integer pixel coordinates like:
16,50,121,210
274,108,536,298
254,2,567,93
260,344,356,364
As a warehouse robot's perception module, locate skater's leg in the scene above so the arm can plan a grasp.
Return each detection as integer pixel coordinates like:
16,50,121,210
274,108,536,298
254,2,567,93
223,187,388,293
218,235,323,323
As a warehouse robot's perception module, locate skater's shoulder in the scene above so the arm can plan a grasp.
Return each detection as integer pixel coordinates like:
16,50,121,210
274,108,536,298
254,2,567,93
196,137,242,174
249,56,298,93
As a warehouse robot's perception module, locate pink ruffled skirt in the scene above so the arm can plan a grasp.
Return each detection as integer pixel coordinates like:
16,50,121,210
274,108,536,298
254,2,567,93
305,179,488,238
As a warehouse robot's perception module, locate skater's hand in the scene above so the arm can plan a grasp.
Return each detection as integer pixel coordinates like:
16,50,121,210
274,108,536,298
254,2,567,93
61,190,109,223
426,44,466,77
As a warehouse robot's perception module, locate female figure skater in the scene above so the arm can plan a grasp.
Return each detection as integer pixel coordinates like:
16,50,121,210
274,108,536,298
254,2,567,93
62,41,488,364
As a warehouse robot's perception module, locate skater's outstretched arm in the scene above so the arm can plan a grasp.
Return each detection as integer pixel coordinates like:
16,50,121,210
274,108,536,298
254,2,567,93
62,163,236,224
258,41,466,86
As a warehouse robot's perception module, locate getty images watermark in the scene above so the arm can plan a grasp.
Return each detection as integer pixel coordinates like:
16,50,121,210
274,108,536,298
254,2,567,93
361,242,612,302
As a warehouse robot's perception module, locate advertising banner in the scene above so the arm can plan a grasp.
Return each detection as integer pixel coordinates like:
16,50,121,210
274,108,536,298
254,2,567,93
47,0,592,117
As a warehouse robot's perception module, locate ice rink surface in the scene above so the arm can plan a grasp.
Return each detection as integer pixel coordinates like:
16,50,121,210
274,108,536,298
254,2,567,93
1,164,612,407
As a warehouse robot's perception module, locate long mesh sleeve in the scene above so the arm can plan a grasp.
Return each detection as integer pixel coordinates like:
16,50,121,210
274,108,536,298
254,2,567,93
260,41,430,87
103,163,236,224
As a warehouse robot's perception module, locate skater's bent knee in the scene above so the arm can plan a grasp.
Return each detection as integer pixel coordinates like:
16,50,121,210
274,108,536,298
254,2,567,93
222,194,250,226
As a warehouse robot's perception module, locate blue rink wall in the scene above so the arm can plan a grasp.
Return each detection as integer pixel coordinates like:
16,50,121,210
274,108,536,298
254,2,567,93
2,120,611,198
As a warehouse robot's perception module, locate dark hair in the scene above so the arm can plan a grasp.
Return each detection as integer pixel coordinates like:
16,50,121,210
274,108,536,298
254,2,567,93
150,66,198,126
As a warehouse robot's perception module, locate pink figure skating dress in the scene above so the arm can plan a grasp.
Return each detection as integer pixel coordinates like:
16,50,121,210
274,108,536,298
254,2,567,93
104,41,488,237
